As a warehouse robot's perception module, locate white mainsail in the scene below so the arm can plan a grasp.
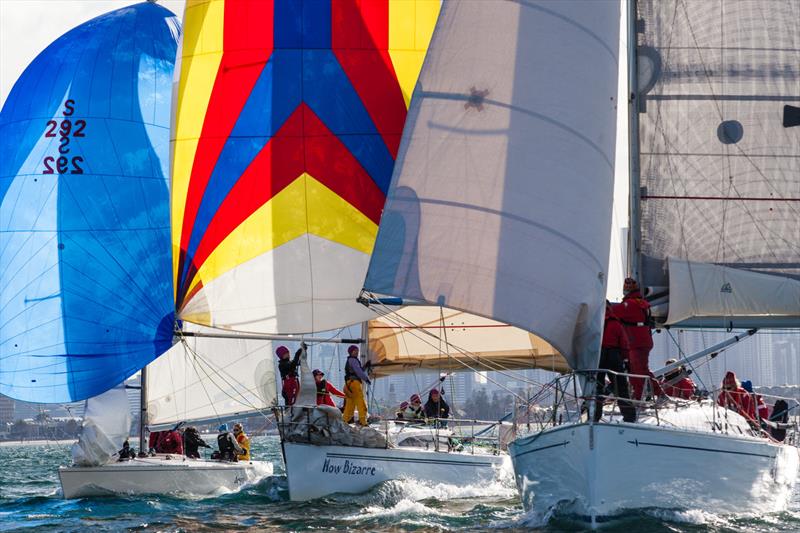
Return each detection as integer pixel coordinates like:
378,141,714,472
364,0,621,370
146,323,277,429
367,306,568,376
635,0,800,326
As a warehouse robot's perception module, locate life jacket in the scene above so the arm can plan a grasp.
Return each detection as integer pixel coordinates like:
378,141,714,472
612,291,653,350
217,432,236,460
344,355,360,381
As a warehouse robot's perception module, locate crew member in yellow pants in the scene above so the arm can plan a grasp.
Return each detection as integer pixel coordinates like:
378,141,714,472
342,345,371,426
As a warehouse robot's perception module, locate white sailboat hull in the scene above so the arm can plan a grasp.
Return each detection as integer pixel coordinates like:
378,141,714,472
283,441,507,501
510,422,799,523
59,456,272,499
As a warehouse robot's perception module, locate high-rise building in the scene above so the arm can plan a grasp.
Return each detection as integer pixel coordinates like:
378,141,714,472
0,395,14,424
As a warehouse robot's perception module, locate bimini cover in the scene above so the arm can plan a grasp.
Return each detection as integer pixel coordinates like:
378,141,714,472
71,385,132,466
171,0,440,334
0,3,180,403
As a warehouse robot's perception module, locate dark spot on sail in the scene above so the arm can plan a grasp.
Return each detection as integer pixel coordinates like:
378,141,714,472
58,243,65,250
465,87,490,111
717,120,743,144
784,105,800,128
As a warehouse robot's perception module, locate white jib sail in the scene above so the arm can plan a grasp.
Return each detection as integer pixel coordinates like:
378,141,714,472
146,323,277,429
363,0,621,370
71,385,131,466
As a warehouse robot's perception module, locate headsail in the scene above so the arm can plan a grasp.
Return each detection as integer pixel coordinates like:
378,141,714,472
146,323,277,430
635,0,800,326
171,0,440,334
363,0,621,370
0,3,179,403
367,306,568,377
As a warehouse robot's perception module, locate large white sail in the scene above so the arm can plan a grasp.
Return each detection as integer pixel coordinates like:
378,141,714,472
368,306,568,376
146,324,277,429
635,0,800,326
364,0,621,370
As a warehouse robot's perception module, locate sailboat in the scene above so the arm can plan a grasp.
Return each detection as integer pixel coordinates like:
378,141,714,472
58,323,276,498
168,0,520,502
507,0,800,524
0,2,273,498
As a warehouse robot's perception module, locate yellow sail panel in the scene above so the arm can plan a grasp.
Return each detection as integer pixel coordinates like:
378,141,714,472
170,0,224,294
367,306,569,377
389,0,441,106
184,174,378,301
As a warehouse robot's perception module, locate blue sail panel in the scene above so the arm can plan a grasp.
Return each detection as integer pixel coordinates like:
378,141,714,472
0,2,179,403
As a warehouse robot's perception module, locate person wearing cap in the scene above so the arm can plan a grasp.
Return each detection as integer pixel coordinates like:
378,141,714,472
660,359,696,400
595,301,636,422
313,369,345,407
233,423,251,461
343,345,371,426
216,423,243,462
612,278,658,401
277,344,303,406
424,389,450,427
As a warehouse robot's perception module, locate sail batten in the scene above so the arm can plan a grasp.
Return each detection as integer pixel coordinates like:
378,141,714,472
364,0,621,370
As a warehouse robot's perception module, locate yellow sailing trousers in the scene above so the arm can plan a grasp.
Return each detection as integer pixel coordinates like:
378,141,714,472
343,379,368,426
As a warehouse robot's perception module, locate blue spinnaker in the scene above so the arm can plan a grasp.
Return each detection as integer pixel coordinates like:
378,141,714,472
0,2,179,403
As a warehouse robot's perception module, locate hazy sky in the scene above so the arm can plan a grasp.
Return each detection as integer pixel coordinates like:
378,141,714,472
0,0,185,106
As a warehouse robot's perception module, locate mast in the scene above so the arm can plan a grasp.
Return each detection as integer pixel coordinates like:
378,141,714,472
626,0,643,284
138,366,147,457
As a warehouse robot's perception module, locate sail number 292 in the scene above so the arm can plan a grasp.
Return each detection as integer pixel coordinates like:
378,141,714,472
42,99,85,174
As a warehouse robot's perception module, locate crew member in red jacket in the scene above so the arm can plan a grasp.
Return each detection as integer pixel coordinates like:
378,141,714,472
718,371,756,421
661,359,696,400
313,369,345,407
612,278,658,401
595,301,636,422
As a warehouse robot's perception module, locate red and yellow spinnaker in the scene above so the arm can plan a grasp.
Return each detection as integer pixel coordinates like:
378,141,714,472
171,0,439,333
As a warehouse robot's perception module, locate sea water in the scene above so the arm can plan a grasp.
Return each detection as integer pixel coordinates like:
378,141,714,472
1,436,798,532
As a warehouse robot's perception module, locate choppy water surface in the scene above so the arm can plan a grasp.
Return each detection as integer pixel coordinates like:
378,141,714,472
1,436,798,532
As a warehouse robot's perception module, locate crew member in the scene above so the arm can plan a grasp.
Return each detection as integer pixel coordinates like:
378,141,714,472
216,424,243,462
717,371,755,421
661,359,696,400
595,301,636,422
407,395,426,420
613,278,658,401
277,344,302,406
424,389,450,426
183,426,210,459
741,380,769,421
233,423,251,462
313,369,345,407
343,345,371,426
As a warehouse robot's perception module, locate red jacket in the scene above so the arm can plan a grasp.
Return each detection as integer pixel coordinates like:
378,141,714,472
612,290,653,349
316,380,345,407
150,430,183,454
663,377,695,399
717,372,755,420
601,308,629,351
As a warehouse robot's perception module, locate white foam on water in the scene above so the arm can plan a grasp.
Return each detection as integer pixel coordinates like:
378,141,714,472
345,498,449,521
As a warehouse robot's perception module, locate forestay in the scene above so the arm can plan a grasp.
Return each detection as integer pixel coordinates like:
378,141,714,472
364,0,621,370
146,323,277,429
367,306,568,377
171,0,440,335
0,3,179,403
636,0,800,325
